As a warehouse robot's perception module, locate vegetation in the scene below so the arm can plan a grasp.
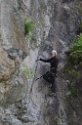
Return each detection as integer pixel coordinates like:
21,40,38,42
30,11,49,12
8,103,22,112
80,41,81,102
64,34,82,99
70,34,82,54
65,33,82,75
68,84,78,98
24,18,34,36
20,68,34,78
69,34,82,64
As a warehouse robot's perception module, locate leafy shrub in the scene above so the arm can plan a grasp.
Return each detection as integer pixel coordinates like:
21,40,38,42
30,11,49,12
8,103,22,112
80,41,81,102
64,34,82,71
24,19,33,36
70,34,82,55
64,34,82,100
20,68,34,78
70,34,82,64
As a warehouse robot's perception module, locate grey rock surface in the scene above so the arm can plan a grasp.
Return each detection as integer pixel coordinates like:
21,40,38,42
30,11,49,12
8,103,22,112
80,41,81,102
0,0,82,125
0,0,28,105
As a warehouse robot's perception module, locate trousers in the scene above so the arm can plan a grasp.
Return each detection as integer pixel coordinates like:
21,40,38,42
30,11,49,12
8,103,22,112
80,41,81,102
43,71,56,93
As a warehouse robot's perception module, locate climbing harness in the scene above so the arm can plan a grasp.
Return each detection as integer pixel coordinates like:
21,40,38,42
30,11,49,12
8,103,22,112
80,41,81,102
34,71,57,81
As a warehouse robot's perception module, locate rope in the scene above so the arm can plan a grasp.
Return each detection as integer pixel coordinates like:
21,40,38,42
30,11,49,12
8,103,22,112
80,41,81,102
30,42,44,92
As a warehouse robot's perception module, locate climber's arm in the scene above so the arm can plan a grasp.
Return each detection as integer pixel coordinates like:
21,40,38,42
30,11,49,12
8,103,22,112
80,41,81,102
40,57,53,63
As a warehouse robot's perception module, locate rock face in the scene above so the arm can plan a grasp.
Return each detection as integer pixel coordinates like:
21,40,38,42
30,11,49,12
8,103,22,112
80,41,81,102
0,0,82,125
1,0,26,51
0,46,15,81
0,0,28,106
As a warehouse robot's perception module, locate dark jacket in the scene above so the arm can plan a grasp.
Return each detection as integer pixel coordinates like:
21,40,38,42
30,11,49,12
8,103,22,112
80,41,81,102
40,56,59,74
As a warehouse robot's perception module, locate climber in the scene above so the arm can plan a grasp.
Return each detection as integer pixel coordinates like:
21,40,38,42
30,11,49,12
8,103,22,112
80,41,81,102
38,50,59,96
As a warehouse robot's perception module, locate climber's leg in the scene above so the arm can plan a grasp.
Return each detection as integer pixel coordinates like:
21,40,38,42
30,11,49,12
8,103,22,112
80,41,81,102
51,78,56,93
43,71,53,83
49,75,57,96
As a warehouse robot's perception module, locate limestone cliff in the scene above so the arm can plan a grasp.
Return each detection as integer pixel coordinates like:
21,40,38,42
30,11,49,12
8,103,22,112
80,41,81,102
0,0,82,125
